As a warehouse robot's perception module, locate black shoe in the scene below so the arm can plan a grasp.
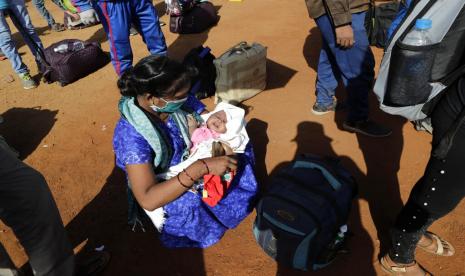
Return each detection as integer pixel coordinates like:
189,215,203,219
343,120,392,138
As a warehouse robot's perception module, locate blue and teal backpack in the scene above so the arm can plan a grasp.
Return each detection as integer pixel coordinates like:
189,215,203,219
253,154,356,271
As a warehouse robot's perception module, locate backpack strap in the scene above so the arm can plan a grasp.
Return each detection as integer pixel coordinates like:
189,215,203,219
292,156,343,191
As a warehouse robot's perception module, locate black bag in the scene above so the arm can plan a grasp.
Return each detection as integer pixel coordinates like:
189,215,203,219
183,46,216,99
169,1,219,34
365,1,400,48
253,154,356,271
39,39,110,86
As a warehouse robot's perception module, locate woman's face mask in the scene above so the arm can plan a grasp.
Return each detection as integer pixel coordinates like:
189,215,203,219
150,97,188,113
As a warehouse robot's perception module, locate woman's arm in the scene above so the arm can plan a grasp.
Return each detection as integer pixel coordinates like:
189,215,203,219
127,156,238,211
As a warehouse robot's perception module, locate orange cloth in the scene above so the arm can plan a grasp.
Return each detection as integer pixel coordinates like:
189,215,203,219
202,171,235,207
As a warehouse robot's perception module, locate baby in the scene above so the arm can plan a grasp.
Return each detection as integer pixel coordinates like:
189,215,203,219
146,103,249,229
158,102,249,179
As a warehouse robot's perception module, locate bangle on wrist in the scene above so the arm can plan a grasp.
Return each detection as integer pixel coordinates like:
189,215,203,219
199,159,210,174
182,169,195,182
176,174,192,189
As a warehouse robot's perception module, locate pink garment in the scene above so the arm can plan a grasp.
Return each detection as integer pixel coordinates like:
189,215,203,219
191,126,220,152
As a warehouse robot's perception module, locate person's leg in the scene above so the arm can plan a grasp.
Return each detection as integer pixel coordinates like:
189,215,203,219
132,0,167,55
31,0,56,26
0,10,37,89
0,147,75,276
31,0,65,31
316,12,389,137
387,77,465,269
312,31,339,114
341,12,374,123
0,11,29,74
9,0,44,57
93,0,133,76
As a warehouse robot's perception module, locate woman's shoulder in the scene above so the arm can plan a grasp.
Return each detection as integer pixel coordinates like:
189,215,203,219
113,117,154,169
114,118,137,140
113,118,149,152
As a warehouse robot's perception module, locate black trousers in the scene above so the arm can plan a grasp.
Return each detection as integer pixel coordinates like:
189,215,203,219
0,147,75,276
389,77,465,263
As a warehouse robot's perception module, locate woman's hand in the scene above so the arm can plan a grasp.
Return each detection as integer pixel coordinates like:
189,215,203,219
201,155,238,176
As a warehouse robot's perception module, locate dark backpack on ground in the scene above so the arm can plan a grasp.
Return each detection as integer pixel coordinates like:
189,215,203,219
7,10,109,86
253,154,356,271
183,46,216,99
365,0,400,48
165,0,196,16
170,1,219,34
39,39,110,86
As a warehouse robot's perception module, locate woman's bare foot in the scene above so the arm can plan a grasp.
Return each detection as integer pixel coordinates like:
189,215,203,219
380,254,431,276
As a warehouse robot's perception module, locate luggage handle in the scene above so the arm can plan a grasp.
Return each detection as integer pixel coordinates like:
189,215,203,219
228,41,252,57
292,160,342,191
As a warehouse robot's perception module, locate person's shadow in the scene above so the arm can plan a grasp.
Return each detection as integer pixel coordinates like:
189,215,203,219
303,25,406,255
271,121,376,275
0,107,58,160
245,118,269,194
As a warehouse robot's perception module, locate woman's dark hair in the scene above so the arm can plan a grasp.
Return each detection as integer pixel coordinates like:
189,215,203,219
117,55,197,98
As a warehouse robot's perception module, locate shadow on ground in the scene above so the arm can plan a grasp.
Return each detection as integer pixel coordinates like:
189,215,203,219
0,107,58,160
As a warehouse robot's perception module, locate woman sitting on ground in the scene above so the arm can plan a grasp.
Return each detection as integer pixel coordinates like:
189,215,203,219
112,55,258,248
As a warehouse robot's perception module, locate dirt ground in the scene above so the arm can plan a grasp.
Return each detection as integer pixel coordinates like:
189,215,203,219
1,0,464,275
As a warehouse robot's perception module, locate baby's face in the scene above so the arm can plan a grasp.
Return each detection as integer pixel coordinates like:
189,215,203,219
206,110,227,134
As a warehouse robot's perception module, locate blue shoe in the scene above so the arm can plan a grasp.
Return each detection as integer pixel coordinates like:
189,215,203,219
312,101,336,115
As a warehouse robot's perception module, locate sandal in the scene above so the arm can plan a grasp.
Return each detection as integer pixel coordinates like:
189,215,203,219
418,232,455,257
380,255,432,276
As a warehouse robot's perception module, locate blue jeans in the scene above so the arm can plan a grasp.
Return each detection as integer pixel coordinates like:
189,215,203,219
94,0,167,76
0,0,44,75
32,0,64,26
314,12,374,122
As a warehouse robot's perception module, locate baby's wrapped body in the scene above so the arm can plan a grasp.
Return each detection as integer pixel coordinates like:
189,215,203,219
145,102,250,232
158,102,249,180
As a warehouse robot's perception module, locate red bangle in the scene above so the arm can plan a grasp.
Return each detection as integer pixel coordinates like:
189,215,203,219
177,174,191,189
182,169,195,182
199,159,210,174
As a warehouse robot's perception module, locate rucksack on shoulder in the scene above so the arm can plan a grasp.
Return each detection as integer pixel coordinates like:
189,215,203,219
253,154,356,271
374,0,465,121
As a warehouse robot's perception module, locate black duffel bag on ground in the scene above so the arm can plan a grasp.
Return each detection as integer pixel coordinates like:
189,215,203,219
170,1,219,34
39,39,110,86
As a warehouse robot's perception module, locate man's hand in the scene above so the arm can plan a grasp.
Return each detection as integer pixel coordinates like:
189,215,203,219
335,25,355,48
65,10,80,21
79,9,99,25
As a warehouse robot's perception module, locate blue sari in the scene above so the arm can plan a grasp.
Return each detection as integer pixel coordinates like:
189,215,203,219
113,95,258,248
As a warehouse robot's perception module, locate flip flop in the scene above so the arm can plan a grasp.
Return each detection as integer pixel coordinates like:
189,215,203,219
418,232,455,257
380,255,432,276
